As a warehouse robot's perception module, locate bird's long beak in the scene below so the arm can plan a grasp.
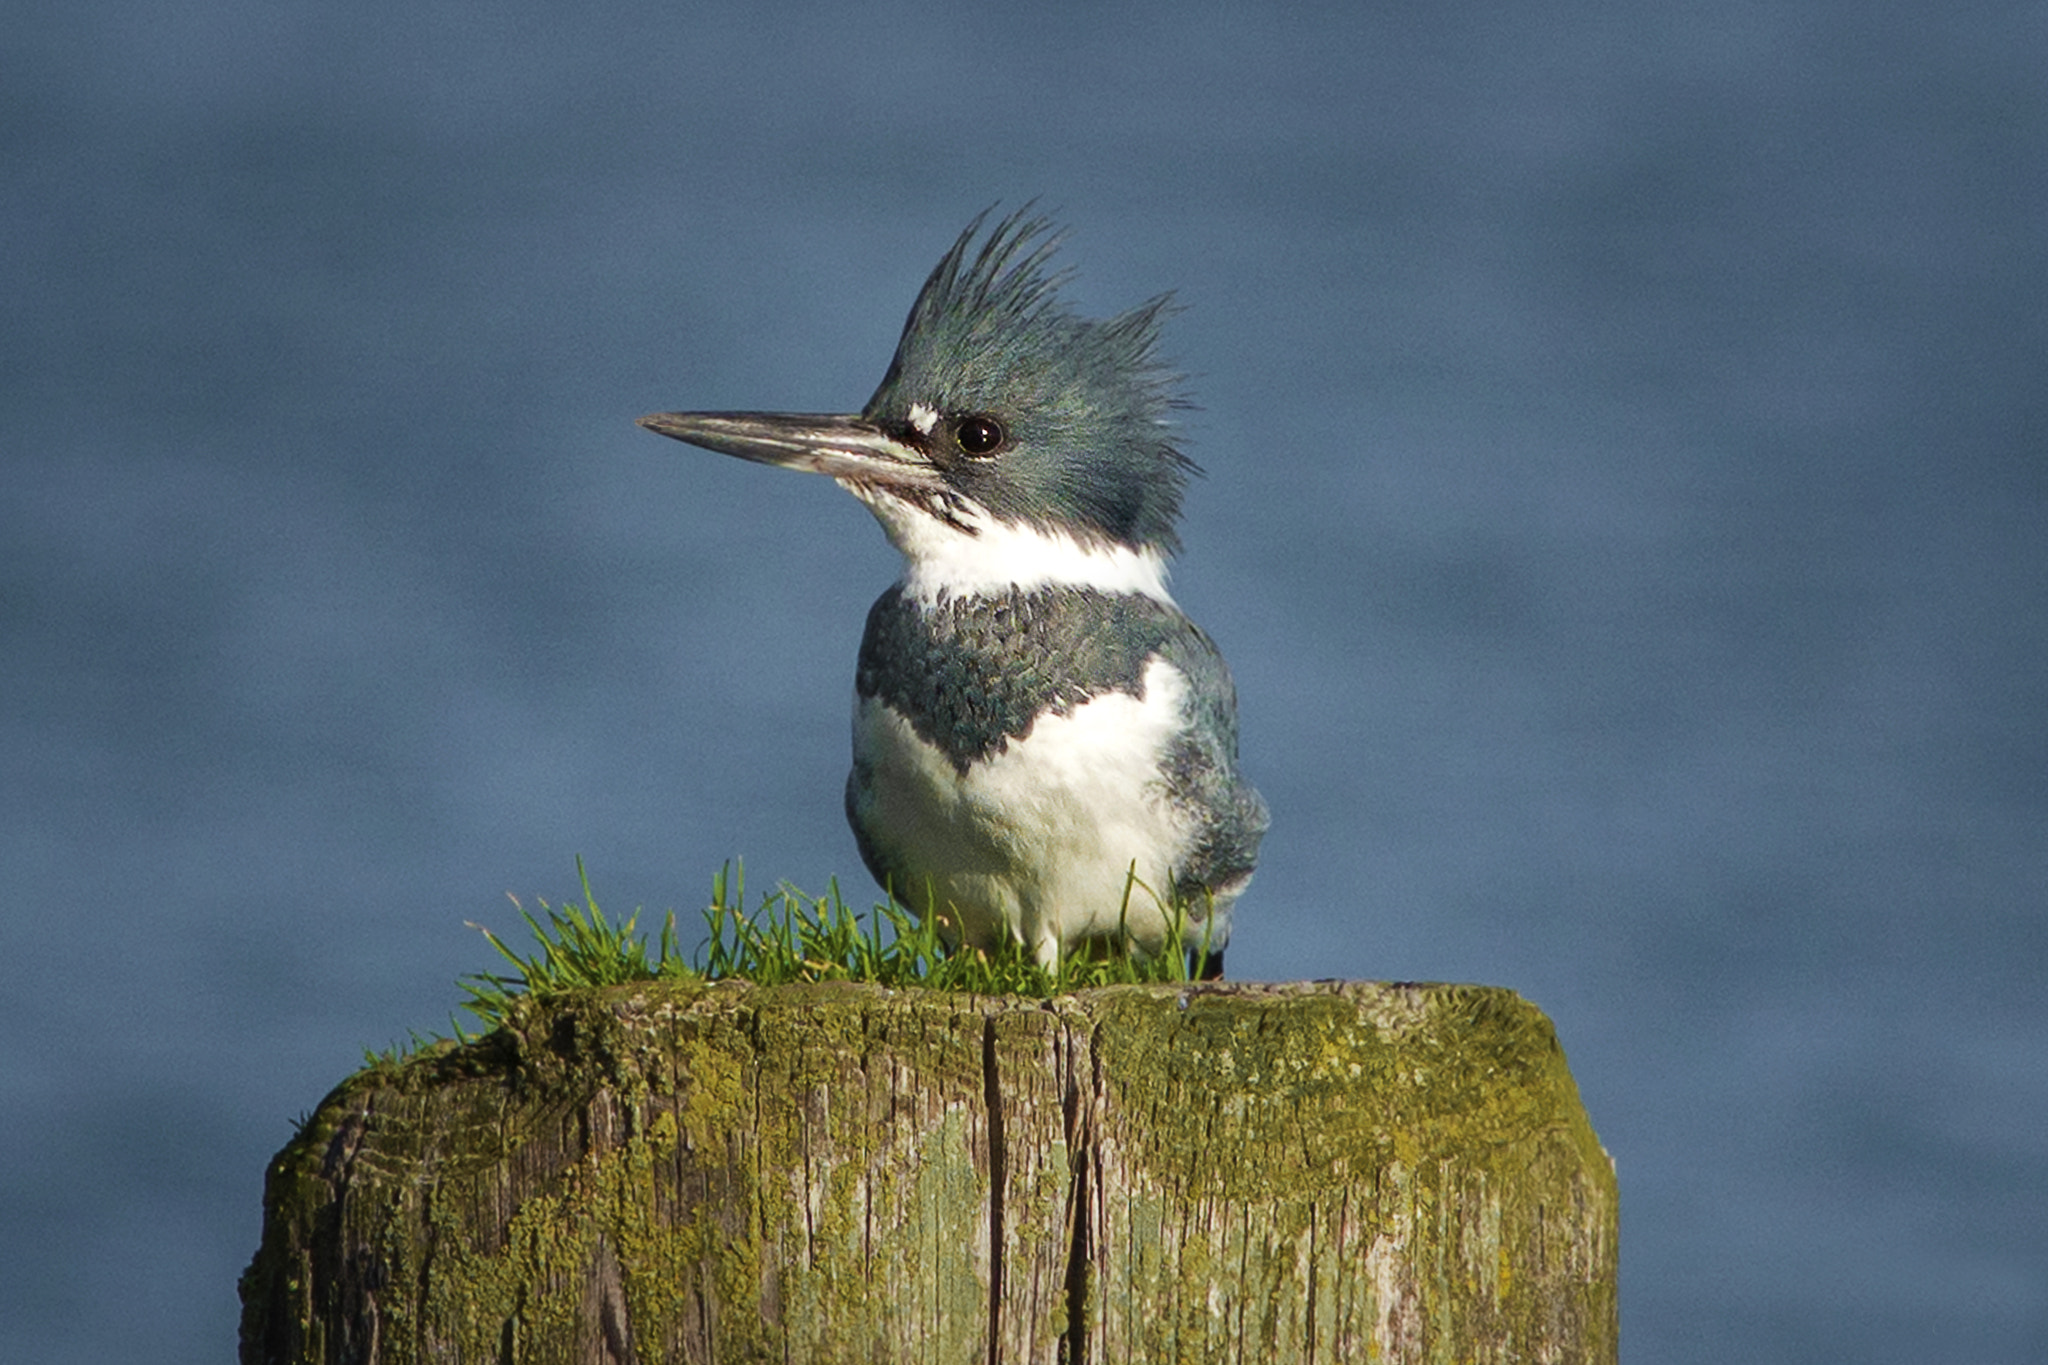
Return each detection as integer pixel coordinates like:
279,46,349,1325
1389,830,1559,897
636,411,941,492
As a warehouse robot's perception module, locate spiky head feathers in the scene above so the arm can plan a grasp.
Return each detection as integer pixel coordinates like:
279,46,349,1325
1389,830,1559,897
862,210,1195,554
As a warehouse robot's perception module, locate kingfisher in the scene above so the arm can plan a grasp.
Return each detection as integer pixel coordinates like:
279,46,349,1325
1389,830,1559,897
639,210,1266,977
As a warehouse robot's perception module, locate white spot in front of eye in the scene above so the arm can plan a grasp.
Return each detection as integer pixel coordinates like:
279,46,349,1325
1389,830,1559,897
908,403,938,435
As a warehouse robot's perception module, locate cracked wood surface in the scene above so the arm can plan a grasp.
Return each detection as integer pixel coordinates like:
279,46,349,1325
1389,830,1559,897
241,981,1617,1364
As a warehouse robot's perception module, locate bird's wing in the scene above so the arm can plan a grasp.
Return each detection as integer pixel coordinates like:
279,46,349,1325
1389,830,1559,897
1154,620,1269,911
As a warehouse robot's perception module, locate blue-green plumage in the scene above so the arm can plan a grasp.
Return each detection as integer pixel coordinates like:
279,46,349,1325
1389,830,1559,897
641,210,1266,974
862,212,1194,554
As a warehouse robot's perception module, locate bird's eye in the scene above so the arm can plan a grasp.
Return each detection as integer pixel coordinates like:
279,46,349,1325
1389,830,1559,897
955,415,1004,456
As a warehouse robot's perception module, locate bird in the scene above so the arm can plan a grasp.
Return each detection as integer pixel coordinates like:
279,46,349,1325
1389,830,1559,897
639,209,1266,977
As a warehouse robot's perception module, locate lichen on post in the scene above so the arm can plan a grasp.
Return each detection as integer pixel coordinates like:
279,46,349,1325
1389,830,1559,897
241,980,1616,1364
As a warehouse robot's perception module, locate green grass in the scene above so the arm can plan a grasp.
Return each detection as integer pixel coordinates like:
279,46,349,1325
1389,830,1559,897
441,857,1215,1043
357,859,1216,1068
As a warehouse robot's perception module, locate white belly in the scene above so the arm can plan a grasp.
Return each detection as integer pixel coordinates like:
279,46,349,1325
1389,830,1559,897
849,656,1196,966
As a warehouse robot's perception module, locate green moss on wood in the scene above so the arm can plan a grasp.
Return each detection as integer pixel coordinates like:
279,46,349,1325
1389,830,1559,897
242,982,1616,1364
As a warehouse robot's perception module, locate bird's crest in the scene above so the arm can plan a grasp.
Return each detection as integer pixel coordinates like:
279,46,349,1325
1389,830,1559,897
863,208,1197,554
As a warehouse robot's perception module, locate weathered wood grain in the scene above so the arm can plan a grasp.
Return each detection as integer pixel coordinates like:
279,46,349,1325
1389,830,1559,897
241,980,1616,1364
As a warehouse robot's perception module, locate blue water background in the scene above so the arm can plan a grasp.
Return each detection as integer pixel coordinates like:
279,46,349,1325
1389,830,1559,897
4,2,2043,1359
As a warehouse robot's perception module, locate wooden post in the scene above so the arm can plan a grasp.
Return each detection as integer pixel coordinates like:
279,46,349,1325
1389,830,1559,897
241,980,1616,1363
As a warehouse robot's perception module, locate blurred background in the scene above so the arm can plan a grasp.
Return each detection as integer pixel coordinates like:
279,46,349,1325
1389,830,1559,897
4,1,2043,1359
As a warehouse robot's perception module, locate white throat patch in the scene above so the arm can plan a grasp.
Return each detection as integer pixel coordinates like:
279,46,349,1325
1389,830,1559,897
842,483,1175,604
